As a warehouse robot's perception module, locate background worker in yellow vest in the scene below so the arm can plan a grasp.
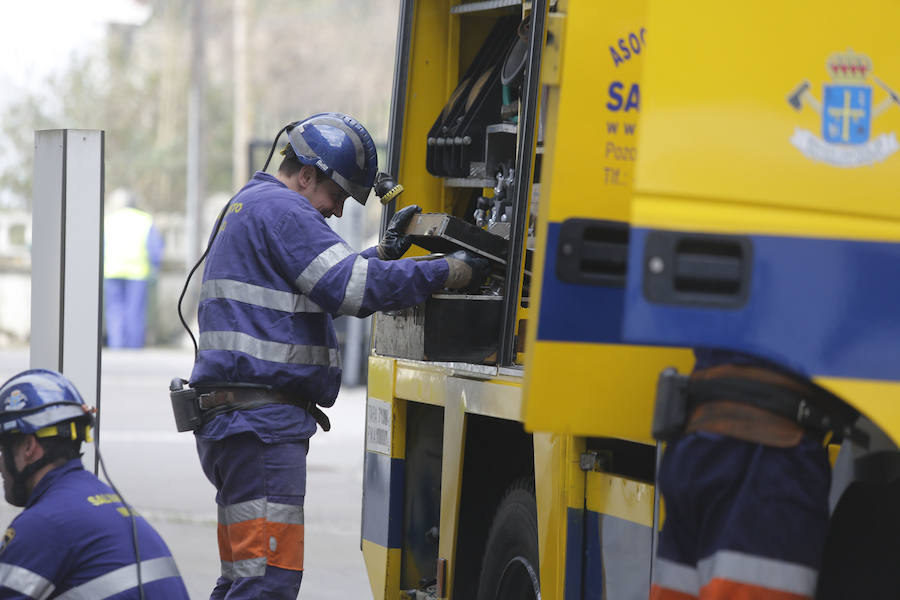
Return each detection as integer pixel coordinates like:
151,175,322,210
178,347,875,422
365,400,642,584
103,188,164,348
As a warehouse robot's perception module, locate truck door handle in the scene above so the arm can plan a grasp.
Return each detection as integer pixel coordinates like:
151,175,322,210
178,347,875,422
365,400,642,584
556,219,629,287
643,231,752,307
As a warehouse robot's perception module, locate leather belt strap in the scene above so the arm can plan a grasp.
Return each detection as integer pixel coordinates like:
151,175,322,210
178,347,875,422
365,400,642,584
685,364,844,448
198,388,331,432
686,400,805,448
691,364,819,396
199,388,290,409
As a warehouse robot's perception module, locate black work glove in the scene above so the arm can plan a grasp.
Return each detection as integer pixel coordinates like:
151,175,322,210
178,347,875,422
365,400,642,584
377,205,421,260
444,250,491,292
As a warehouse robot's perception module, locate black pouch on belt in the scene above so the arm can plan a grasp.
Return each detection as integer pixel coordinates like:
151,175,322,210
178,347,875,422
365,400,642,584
652,367,691,442
169,377,202,432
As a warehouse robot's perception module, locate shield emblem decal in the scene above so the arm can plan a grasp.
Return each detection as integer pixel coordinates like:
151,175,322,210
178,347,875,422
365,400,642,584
823,84,871,144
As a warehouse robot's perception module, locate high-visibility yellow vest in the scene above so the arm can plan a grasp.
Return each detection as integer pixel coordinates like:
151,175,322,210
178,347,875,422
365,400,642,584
104,207,154,280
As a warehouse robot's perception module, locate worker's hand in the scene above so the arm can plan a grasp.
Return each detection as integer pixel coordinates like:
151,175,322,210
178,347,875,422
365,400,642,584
377,205,421,260
444,250,491,292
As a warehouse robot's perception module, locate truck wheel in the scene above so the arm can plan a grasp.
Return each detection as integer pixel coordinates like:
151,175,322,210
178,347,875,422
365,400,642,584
476,478,540,600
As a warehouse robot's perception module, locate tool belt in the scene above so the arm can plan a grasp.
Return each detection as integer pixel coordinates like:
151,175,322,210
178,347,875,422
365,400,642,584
652,365,864,448
169,378,331,433
199,387,331,432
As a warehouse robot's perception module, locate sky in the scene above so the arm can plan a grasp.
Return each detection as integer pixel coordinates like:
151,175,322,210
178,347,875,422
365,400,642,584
0,0,150,110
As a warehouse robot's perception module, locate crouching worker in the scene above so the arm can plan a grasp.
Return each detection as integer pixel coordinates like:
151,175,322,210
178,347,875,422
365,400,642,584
650,349,863,600
0,369,189,599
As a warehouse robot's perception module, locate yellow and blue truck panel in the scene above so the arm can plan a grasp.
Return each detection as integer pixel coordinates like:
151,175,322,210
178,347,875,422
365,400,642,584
624,0,900,443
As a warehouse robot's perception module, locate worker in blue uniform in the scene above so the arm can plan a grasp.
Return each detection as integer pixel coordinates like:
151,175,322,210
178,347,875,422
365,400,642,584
650,350,854,600
188,113,489,599
0,368,189,599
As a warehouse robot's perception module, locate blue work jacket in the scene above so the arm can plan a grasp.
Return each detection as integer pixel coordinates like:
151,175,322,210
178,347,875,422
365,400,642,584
190,171,449,442
0,459,188,599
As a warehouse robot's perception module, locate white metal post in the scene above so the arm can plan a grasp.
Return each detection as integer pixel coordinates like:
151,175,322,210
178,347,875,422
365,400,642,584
30,130,104,453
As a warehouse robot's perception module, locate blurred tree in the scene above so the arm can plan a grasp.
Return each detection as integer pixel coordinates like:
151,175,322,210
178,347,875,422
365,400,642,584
0,0,399,213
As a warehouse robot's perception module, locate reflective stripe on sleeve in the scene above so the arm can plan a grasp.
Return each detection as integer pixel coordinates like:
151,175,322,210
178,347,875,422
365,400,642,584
0,563,55,600
698,550,818,597
199,331,339,367
201,279,323,313
652,557,699,597
294,242,354,294
336,256,368,316
55,556,181,600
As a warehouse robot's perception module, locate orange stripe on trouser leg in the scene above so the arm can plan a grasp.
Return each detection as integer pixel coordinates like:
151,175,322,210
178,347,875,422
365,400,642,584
701,578,812,600
651,584,698,600
266,521,305,571
221,518,267,562
217,523,233,562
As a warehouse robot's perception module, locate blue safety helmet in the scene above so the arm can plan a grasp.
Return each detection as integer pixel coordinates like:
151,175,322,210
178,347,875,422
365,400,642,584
286,113,379,206
0,369,94,438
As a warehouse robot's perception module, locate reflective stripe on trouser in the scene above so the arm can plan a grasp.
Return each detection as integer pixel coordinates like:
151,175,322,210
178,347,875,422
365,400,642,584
197,433,308,600
652,552,818,599
651,431,830,600
218,498,305,577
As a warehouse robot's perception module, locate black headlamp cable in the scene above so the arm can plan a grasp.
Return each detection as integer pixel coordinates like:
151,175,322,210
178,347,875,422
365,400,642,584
94,437,146,600
177,122,298,359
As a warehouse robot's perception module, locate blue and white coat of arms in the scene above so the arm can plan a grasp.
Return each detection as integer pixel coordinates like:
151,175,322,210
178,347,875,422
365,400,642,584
789,49,898,167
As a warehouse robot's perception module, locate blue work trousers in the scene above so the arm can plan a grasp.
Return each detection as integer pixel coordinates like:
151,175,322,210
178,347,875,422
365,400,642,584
197,433,308,600
104,278,148,348
652,431,830,599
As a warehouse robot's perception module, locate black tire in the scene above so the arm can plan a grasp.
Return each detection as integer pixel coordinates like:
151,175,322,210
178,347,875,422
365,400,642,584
476,478,541,600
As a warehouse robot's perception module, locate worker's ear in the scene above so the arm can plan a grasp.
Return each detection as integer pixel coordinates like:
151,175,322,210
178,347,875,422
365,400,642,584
19,435,44,465
296,165,318,193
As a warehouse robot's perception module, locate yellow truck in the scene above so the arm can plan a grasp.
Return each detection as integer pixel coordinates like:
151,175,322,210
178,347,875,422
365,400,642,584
361,1,900,599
